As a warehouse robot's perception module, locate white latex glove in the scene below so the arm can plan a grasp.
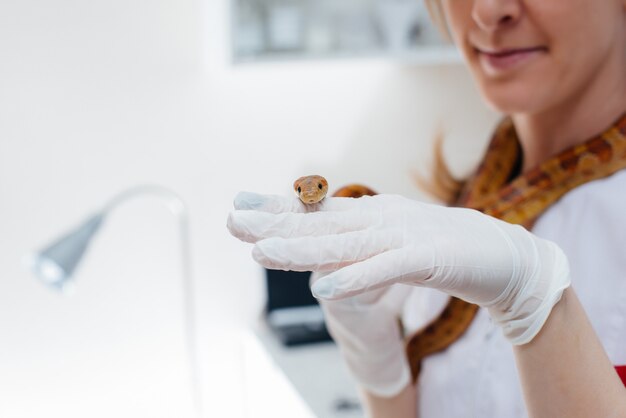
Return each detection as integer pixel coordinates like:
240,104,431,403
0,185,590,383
228,192,412,396
313,273,412,397
227,192,571,346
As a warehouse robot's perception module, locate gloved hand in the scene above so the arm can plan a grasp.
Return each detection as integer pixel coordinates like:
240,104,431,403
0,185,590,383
228,192,412,396
227,192,571,346
313,273,412,397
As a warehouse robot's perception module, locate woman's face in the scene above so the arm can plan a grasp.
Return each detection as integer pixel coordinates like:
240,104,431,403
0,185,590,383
441,0,626,114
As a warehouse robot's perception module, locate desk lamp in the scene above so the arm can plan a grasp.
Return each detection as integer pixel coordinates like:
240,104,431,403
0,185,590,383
26,185,202,417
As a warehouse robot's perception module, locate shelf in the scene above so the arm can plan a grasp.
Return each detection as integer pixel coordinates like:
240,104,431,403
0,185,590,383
231,0,460,66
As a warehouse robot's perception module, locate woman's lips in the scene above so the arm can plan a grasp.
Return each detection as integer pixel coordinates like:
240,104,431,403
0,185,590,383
476,47,546,75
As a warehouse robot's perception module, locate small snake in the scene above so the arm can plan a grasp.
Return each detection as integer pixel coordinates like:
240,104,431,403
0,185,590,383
294,175,329,204
292,113,626,384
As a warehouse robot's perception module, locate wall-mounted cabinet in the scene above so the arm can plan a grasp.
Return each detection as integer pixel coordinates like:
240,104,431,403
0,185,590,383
231,0,460,64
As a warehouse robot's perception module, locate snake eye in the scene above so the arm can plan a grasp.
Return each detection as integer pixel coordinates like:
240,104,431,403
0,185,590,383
297,186,301,194
318,183,323,190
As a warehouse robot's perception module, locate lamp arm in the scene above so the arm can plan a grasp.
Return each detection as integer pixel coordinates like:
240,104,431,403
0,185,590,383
100,184,187,216
99,185,202,417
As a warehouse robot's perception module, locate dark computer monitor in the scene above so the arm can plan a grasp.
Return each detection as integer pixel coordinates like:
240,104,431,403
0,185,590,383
265,269,332,346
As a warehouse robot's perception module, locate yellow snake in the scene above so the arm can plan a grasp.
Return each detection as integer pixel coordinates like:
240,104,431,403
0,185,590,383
294,112,626,384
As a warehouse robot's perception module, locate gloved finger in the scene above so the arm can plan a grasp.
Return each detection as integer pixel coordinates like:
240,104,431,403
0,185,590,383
234,192,304,212
311,246,435,300
233,191,368,214
227,208,377,243
312,271,389,305
310,271,330,286
379,284,412,315
250,229,399,271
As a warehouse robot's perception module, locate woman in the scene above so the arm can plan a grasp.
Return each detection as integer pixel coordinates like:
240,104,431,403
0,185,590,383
228,0,626,416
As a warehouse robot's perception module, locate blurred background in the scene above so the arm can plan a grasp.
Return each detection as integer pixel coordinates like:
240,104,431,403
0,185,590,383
0,0,499,417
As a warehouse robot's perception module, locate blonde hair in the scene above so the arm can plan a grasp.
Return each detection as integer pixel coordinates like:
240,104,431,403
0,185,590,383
414,131,466,205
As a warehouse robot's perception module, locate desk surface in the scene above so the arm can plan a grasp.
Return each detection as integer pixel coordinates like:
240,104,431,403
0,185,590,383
253,323,364,418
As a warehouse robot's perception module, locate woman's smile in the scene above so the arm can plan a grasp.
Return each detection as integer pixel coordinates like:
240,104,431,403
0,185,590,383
475,46,548,76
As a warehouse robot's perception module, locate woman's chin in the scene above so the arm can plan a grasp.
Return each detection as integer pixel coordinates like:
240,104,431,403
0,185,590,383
479,83,553,115
469,60,558,115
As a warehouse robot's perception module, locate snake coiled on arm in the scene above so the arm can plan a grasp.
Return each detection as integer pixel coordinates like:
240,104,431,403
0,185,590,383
294,113,626,383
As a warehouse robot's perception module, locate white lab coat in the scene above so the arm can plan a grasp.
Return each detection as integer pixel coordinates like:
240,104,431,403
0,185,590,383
402,169,626,418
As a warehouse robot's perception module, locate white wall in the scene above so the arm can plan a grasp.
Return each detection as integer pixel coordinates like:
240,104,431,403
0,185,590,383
0,0,498,417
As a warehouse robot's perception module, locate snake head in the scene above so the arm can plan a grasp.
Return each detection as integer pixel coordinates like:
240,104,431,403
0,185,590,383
294,175,328,204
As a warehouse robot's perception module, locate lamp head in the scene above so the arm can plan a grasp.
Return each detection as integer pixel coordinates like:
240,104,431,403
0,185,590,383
28,214,104,290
